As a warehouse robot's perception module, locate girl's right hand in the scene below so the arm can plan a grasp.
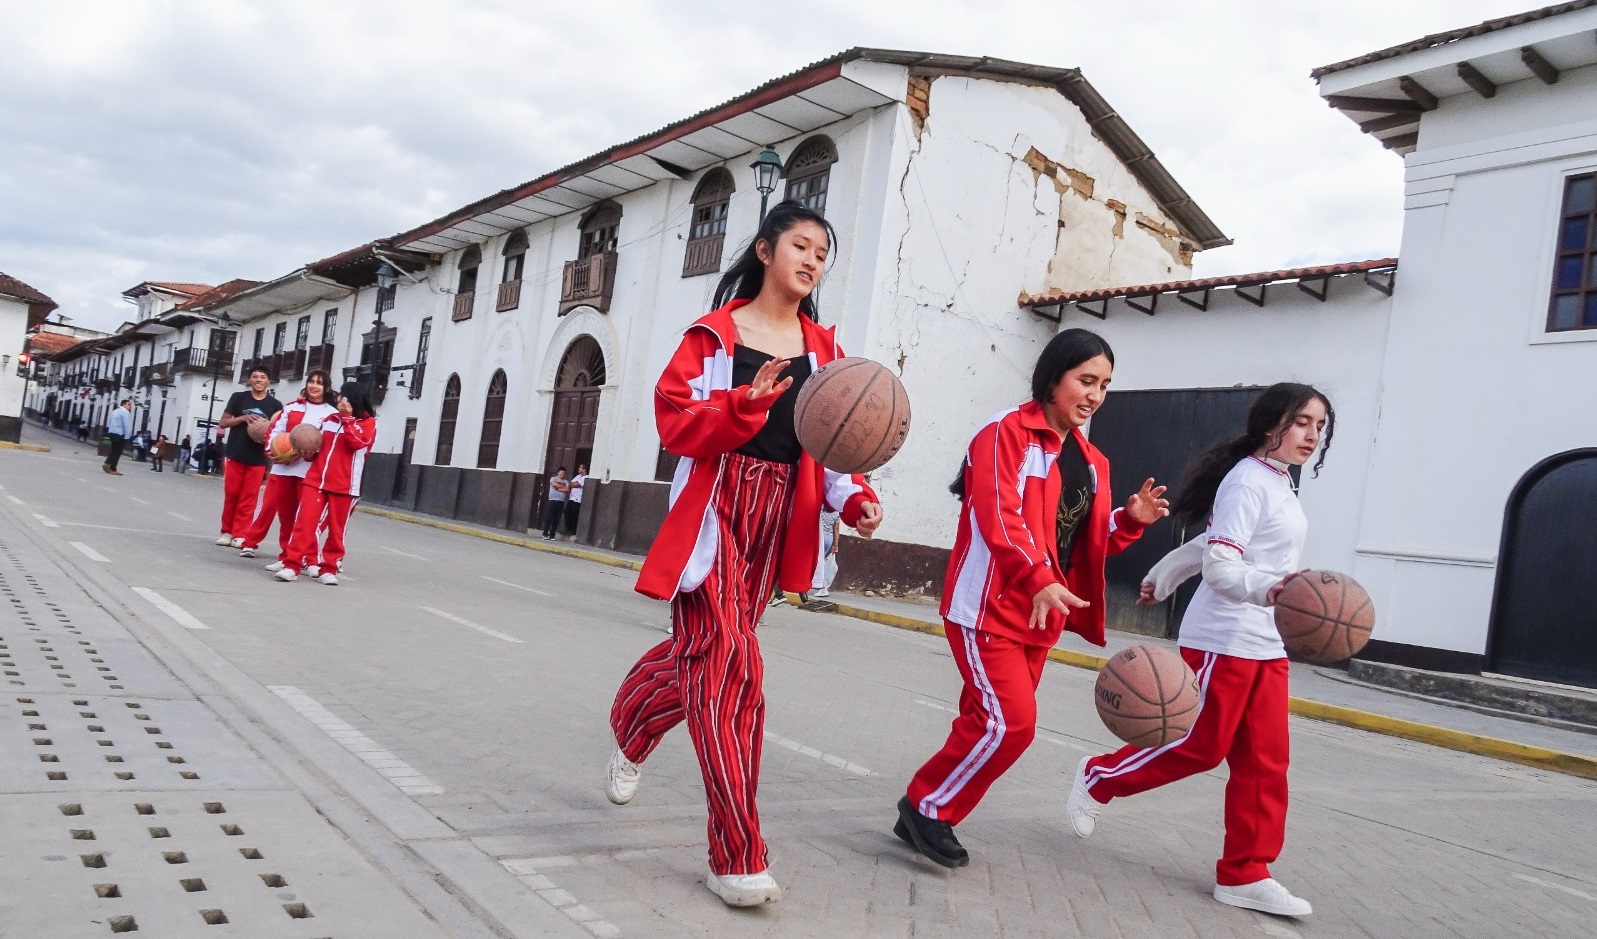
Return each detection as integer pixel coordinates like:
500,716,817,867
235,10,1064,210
1030,582,1089,630
1265,570,1307,606
1136,581,1157,605
746,358,793,402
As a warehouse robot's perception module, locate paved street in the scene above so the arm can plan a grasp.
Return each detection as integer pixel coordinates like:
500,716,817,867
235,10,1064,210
3,427,1595,938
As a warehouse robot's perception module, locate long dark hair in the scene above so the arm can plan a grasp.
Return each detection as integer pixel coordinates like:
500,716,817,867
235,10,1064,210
712,200,836,322
949,328,1116,499
304,369,331,401
1170,382,1335,527
337,382,376,420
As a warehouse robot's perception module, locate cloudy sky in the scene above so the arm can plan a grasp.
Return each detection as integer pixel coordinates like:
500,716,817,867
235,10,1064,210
2,0,1533,331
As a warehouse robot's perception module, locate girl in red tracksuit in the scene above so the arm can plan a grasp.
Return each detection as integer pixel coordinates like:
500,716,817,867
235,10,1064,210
1066,382,1334,919
240,370,337,566
276,382,376,586
605,202,882,909
897,329,1169,869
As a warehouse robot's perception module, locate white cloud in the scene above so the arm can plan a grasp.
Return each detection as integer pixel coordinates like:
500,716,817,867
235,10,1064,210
0,0,1536,329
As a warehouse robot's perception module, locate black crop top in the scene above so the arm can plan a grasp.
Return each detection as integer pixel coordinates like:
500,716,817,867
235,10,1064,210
731,344,812,464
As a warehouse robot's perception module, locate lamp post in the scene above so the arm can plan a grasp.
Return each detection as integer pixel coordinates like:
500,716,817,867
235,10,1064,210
202,312,232,475
371,262,396,395
750,145,783,220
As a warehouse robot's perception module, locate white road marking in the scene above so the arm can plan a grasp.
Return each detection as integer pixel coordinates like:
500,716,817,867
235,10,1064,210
132,587,210,630
1515,873,1597,903
380,545,429,560
481,575,553,597
268,686,444,796
130,496,150,505
422,606,522,643
498,858,620,937
68,542,110,562
4,494,22,505
915,699,956,714
166,511,193,522
32,513,59,528
65,522,211,538
764,730,871,776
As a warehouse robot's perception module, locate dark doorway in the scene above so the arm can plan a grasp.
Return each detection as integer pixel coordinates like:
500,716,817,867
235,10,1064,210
543,335,605,490
1488,449,1597,688
1087,387,1266,639
393,417,418,502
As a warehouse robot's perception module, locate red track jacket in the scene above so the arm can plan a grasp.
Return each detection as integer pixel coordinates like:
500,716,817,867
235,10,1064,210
302,414,375,497
635,300,879,601
939,400,1146,647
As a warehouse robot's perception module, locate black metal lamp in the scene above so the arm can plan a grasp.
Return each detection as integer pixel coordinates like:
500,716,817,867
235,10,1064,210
750,146,783,219
202,311,233,473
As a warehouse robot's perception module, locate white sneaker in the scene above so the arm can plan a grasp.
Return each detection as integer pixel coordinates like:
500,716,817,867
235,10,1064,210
767,594,785,607
1066,756,1103,838
813,588,830,598
1213,879,1312,917
215,534,233,546
318,572,338,586
305,565,320,578
229,537,244,548
706,870,782,907
274,568,297,583
605,748,641,805
264,561,285,572
238,547,256,558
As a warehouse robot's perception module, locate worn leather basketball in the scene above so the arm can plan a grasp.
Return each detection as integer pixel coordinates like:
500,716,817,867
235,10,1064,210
268,433,297,463
245,414,270,443
289,422,322,456
1274,569,1374,665
1094,645,1200,748
792,357,911,474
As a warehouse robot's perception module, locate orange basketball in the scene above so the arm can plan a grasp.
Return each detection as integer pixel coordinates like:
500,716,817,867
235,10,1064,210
793,357,911,474
268,433,297,463
1094,645,1200,748
289,422,322,456
1274,570,1374,665
245,415,270,442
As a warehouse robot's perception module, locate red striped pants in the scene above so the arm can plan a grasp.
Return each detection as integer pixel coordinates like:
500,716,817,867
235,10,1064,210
241,474,304,558
1083,649,1290,886
220,458,267,535
283,486,355,575
610,453,793,876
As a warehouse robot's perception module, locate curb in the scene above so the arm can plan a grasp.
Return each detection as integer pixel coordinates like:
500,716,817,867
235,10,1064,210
0,440,50,452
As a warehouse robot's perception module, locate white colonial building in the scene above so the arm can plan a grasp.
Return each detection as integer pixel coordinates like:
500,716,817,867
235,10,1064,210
2,273,59,442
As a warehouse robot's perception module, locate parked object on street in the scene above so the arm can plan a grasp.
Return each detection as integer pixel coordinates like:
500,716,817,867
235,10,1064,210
1094,645,1199,747
793,357,910,474
1274,570,1374,665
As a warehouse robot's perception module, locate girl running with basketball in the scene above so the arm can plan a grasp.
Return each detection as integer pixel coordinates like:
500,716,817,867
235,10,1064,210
896,329,1168,869
604,201,882,908
242,370,337,567
275,383,377,586
1065,382,1333,918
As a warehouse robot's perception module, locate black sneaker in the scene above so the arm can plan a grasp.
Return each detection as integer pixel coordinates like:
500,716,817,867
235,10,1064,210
896,796,969,868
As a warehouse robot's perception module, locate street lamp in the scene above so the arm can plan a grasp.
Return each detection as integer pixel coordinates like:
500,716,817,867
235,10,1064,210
368,262,397,397
750,145,783,220
202,312,233,475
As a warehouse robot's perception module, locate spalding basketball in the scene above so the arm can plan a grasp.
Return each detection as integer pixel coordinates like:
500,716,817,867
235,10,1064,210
793,357,911,474
289,422,322,457
1274,570,1374,665
245,415,270,443
268,433,297,463
1094,645,1200,748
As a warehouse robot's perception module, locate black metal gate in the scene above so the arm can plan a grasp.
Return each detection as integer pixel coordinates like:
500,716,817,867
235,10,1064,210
1086,387,1264,638
1488,449,1597,688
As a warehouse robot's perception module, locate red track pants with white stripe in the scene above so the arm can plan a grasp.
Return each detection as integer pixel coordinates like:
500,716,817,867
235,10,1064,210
220,458,267,535
241,474,304,559
907,625,1050,825
610,453,793,876
283,486,355,575
1083,648,1290,886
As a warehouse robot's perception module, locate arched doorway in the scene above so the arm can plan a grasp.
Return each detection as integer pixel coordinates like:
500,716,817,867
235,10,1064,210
545,336,604,478
1488,449,1597,687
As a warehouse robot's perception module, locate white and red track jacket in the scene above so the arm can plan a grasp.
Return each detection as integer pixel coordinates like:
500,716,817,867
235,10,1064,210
940,400,1147,647
302,414,375,497
265,397,338,479
635,299,879,601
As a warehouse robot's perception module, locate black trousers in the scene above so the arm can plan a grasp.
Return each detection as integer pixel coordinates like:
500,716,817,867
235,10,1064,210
563,500,582,536
542,499,567,537
105,435,127,471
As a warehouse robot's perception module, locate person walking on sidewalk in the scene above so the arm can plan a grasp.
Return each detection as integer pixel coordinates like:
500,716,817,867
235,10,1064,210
214,366,282,548
540,468,569,540
896,329,1168,870
149,434,168,472
1065,383,1334,919
241,370,337,567
176,434,192,474
604,202,883,908
103,400,133,475
276,383,376,586
563,464,587,540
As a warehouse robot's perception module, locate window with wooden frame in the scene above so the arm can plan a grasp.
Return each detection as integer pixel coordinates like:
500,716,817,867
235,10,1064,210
321,309,337,345
295,316,311,351
578,203,621,259
252,328,265,358
498,230,528,311
410,317,431,400
683,169,734,277
272,322,287,355
783,136,837,216
376,283,396,314
435,373,461,465
477,369,508,469
1549,173,1597,332
454,245,482,321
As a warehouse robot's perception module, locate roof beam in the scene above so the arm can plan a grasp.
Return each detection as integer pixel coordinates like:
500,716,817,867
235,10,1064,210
1124,294,1157,316
1176,288,1210,311
1364,268,1396,296
1521,46,1559,85
1326,94,1423,114
1359,112,1420,134
1382,132,1419,151
1029,302,1063,324
1457,62,1497,98
1398,76,1439,111
1297,276,1330,302
1235,284,1267,308
1074,299,1108,320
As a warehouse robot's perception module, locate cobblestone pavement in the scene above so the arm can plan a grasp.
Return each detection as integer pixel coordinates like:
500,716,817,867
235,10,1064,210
4,430,1595,938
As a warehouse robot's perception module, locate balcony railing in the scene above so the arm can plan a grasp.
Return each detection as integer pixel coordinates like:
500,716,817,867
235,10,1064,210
171,346,234,376
305,343,336,375
496,279,522,312
147,363,173,385
94,377,118,393
682,234,724,278
122,366,136,387
279,348,307,383
559,250,617,315
452,293,476,322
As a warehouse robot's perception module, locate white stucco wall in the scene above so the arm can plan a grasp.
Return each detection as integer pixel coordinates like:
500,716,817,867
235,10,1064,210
0,297,30,422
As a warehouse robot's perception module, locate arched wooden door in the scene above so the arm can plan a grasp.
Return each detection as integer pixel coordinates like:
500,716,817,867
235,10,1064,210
1488,449,1597,687
544,337,604,477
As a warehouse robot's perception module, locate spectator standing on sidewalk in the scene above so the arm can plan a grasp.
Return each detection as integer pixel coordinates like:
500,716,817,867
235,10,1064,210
149,434,168,472
214,366,282,548
102,400,133,475
541,468,569,540
812,507,840,597
563,465,587,540
176,434,192,474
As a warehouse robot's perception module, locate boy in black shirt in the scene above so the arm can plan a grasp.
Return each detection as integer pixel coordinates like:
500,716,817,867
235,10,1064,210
215,366,282,547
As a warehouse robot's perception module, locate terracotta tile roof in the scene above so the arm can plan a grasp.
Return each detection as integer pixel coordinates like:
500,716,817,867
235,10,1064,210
1019,258,1398,307
23,331,79,356
1310,1,1597,79
173,279,263,311
145,281,213,295
0,273,56,309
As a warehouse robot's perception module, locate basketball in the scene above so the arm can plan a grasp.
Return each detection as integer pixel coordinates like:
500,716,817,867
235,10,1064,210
1273,570,1375,664
268,433,297,463
1094,645,1200,748
289,422,322,457
793,357,911,474
245,415,270,442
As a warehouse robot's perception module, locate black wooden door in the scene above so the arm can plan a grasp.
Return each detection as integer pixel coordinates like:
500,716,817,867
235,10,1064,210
1086,388,1263,638
393,417,417,501
544,389,600,478
1488,450,1597,688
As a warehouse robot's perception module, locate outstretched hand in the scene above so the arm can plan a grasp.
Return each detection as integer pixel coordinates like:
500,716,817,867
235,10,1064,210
854,501,882,539
745,357,793,402
1125,478,1170,526
1030,582,1089,630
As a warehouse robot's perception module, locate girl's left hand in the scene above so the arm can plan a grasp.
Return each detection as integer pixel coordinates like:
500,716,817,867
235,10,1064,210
337,397,352,414
855,502,882,539
1125,478,1170,525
